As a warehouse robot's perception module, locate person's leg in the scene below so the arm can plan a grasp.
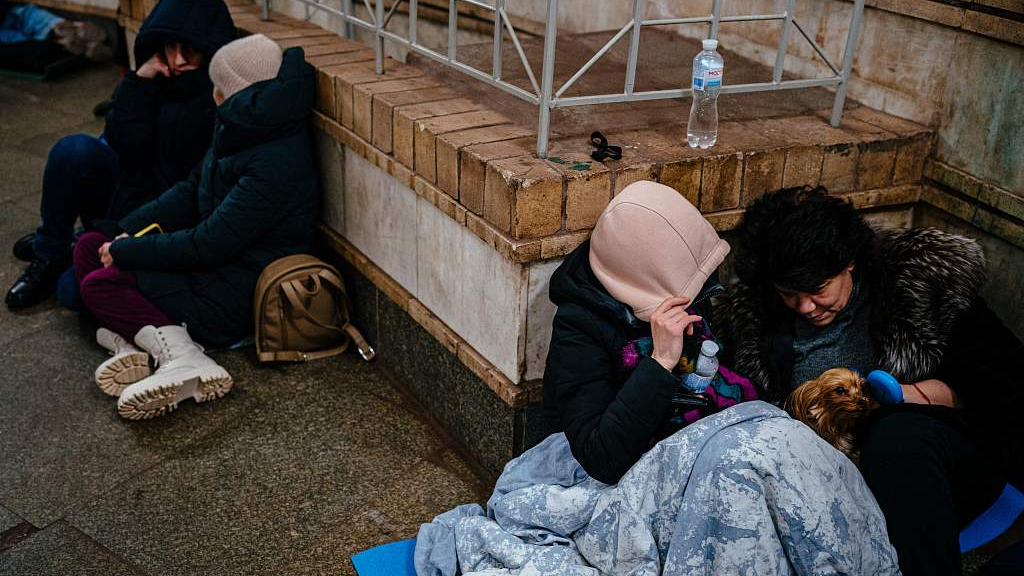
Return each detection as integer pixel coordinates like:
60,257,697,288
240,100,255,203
6,137,119,310
860,406,1006,576
36,135,119,262
73,231,108,284
78,267,172,342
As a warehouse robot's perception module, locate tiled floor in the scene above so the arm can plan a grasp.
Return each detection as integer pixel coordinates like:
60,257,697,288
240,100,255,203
0,64,487,576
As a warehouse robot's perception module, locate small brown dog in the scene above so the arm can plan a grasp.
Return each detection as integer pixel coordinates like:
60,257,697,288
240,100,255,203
786,368,877,462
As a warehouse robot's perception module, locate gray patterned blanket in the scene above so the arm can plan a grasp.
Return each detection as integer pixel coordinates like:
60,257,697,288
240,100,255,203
415,401,900,576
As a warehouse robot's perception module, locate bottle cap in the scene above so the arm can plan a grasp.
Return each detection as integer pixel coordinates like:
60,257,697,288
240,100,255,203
702,39,719,51
700,340,720,356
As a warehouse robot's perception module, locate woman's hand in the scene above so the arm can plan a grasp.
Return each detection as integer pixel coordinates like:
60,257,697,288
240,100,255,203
136,53,170,79
99,242,114,268
99,235,129,267
650,297,702,372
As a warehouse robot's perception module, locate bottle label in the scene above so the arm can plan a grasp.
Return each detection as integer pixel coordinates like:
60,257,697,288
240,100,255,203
684,372,713,393
693,66,723,90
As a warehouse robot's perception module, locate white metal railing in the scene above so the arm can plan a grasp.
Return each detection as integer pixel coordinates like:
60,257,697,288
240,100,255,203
263,0,866,158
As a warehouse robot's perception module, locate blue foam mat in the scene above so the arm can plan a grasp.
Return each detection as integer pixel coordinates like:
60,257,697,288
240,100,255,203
352,538,417,576
960,484,1024,553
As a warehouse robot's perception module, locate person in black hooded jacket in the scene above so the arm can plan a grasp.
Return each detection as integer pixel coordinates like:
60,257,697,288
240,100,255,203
72,35,319,421
5,0,234,310
543,181,733,484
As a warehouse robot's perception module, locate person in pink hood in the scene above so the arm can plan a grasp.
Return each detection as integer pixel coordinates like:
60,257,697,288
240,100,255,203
542,180,757,484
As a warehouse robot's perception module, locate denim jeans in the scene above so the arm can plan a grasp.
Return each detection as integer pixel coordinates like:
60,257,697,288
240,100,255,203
33,134,119,261
0,5,63,43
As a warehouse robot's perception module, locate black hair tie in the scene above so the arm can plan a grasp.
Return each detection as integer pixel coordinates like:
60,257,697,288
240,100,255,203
589,131,622,161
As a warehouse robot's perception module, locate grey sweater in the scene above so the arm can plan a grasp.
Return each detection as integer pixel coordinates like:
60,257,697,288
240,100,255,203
790,280,877,389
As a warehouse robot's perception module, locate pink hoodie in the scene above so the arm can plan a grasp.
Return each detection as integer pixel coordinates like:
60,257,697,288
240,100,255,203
588,181,730,321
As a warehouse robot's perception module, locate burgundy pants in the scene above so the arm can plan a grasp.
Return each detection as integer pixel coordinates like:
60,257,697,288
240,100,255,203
74,231,172,342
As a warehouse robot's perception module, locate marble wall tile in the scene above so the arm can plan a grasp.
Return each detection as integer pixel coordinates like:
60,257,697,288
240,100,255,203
915,205,1024,340
315,129,346,236
937,35,1024,195
417,197,528,382
344,150,419,293
524,259,563,381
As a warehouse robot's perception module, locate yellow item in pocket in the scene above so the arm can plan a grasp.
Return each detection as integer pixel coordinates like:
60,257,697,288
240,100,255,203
133,223,163,237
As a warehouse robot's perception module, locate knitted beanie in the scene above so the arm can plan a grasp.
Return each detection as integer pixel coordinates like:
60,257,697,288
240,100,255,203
588,181,730,321
209,34,283,101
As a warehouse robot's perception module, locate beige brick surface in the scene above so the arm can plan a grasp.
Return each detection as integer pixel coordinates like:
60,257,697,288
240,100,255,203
658,159,702,206
306,50,375,68
782,146,824,188
459,138,536,215
414,111,513,183
546,154,612,232
867,0,965,27
540,232,589,260
352,77,445,141
857,139,899,190
974,0,1024,14
484,156,563,238
266,29,337,40
392,99,488,169
337,64,425,129
317,61,377,120
699,153,743,212
435,125,534,199
820,143,860,192
276,36,343,49
303,40,368,58
893,136,931,185
845,107,930,138
962,12,1024,45
610,160,658,196
316,67,339,119
756,116,851,148
372,87,459,154
742,148,785,204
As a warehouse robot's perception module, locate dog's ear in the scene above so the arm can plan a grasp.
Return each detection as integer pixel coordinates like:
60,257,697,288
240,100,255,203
807,404,824,421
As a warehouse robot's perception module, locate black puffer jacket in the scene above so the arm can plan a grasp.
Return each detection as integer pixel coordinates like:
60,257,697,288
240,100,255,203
715,228,1024,486
543,242,717,485
109,48,319,348
101,0,234,221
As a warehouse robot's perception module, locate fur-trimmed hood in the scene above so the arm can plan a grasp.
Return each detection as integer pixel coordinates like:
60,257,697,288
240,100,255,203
716,227,986,396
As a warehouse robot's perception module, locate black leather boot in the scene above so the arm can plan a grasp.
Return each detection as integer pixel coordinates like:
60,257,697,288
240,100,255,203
11,233,35,262
4,256,68,310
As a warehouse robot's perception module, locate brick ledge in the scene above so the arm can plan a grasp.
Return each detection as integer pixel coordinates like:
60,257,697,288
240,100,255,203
924,159,1024,223
314,110,925,264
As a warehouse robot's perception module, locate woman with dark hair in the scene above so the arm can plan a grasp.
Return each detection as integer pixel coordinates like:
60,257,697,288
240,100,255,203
717,186,1024,576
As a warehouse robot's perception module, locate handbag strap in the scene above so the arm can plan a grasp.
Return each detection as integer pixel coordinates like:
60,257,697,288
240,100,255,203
279,275,376,362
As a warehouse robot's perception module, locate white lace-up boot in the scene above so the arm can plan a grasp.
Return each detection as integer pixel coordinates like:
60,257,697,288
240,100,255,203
95,328,150,397
117,325,233,420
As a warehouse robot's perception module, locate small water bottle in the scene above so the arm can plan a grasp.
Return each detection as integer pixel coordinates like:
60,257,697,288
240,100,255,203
683,340,720,393
687,39,724,149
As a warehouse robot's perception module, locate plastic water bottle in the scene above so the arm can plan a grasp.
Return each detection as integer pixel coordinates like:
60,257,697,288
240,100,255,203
683,340,720,393
687,39,724,149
